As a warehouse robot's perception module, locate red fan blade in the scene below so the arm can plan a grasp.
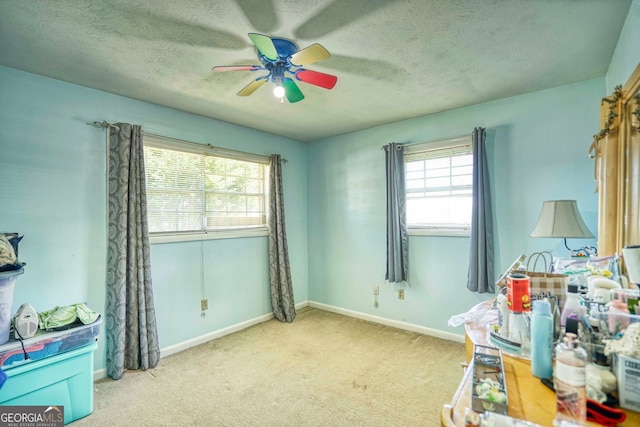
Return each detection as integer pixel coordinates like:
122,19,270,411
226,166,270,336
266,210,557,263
295,69,337,89
213,65,260,72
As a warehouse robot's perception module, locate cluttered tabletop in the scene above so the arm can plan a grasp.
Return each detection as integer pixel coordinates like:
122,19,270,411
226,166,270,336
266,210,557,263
443,251,640,426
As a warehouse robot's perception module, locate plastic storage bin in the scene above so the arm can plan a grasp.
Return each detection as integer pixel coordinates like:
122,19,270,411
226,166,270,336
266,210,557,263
0,316,101,369
0,269,23,345
0,342,97,424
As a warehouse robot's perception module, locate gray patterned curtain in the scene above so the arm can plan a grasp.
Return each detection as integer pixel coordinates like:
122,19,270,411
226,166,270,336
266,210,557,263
384,143,408,283
106,123,160,379
466,127,495,293
268,154,295,323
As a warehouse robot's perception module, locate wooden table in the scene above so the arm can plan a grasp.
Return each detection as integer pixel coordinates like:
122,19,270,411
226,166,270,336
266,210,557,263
441,301,640,426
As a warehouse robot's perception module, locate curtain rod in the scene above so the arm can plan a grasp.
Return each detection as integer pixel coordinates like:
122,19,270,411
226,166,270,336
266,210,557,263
91,121,120,130
91,120,287,163
380,134,471,150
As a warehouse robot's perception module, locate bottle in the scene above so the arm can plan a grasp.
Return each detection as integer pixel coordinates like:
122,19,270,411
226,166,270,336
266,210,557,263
560,284,583,328
607,290,630,334
507,311,530,355
496,292,510,337
530,300,553,379
554,333,587,425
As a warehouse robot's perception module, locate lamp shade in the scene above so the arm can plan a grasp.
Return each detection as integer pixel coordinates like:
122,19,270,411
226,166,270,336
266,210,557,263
530,200,594,238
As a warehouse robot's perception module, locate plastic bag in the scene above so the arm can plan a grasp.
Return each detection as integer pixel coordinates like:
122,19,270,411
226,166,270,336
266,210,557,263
553,255,621,287
448,306,497,327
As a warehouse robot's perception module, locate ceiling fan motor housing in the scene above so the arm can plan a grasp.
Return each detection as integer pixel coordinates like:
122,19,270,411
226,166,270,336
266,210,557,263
258,38,298,85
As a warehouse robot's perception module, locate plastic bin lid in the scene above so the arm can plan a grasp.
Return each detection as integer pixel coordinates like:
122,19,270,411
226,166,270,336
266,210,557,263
0,268,24,280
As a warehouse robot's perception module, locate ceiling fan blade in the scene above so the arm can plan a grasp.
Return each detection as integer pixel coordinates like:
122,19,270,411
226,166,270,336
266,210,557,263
248,33,278,60
237,79,266,96
213,65,260,72
237,0,278,33
283,78,305,103
295,69,337,89
289,43,330,66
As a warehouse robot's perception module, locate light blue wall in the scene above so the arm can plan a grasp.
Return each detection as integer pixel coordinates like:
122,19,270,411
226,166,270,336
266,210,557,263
307,78,603,336
0,66,308,372
607,0,640,91
2,0,637,373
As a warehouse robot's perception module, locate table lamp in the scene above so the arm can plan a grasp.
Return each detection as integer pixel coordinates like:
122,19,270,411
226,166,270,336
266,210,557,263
530,200,595,255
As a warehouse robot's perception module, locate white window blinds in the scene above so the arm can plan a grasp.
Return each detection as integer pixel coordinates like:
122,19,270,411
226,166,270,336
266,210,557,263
404,137,473,229
144,135,267,234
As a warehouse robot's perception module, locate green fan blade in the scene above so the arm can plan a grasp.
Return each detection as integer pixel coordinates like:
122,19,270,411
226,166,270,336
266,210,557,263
290,43,330,66
248,33,278,61
283,78,304,103
237,79,266,96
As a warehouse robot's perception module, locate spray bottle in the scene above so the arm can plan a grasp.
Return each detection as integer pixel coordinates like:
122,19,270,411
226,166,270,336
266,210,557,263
554,333,587,425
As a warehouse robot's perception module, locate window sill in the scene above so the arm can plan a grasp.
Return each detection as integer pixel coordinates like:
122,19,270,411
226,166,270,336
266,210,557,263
150,227,269,244
408,227,470,237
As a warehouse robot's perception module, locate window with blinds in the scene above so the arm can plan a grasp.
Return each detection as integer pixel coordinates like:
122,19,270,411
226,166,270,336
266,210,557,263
143,135,267,236
404,137,473,233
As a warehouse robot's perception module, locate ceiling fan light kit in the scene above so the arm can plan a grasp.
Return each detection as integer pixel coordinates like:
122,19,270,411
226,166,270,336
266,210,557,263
213,33,337,103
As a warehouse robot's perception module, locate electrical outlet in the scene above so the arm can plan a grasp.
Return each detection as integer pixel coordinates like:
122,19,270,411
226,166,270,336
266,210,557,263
373,285,379,295
398,289,405,300
201,298,208,311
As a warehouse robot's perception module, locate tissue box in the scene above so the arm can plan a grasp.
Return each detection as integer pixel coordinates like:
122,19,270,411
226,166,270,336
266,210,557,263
613,353,640,412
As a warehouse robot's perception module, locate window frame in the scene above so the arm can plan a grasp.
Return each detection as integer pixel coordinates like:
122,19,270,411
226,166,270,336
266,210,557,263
143,134,270,244
404,136,473,237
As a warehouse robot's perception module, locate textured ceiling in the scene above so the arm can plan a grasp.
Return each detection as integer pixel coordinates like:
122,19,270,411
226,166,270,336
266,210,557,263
0,0,631,142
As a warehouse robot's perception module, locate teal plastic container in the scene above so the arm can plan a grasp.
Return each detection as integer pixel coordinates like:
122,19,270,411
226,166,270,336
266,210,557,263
0,342,97,424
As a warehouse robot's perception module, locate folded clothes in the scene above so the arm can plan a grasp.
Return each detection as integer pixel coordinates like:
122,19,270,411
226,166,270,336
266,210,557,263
38,303,100,330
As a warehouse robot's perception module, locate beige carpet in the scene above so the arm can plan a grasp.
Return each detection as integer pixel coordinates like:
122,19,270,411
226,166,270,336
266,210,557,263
73,307,465,426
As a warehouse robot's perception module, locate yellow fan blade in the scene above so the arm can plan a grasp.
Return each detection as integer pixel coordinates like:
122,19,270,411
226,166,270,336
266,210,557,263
289,43,330,67
237,79,266,96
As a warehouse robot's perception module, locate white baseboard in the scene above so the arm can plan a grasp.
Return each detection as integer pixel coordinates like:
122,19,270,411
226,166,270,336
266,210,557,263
94,301,310,381
308,300,464,344
159,301,308,358
159,314,274,359
94,300,464,380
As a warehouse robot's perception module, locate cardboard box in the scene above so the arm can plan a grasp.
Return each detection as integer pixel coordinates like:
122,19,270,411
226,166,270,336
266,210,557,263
613,353,640,413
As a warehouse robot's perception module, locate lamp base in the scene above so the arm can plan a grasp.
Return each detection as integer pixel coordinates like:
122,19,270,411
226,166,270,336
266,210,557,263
564,238,597,257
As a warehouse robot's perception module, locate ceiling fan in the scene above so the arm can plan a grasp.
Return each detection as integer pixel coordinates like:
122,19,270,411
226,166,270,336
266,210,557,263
213,33,338,103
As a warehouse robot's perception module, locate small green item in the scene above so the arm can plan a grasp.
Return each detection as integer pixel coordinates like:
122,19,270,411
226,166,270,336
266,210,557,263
38,303,100,330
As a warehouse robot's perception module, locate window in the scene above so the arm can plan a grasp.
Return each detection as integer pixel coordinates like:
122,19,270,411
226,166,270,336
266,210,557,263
404,136,473,236
143,134,268,241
